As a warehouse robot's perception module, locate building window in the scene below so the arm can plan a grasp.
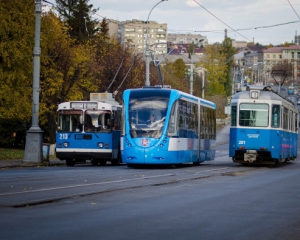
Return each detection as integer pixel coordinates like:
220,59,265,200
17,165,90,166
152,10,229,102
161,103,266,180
266,54,270,58
292,52,294,59
279,54,282,59
297,52,300,59
285,52,288,58
273,54,276,58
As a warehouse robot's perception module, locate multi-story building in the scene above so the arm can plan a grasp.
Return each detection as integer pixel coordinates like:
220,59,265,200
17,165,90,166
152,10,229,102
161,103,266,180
263,45,300,84
115,19,168,54
167,33,207,47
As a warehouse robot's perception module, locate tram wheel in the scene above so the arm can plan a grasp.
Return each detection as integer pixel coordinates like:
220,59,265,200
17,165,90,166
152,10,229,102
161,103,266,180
192,161,200,166
66,159,75,167
99,160,107,166
91,159,99,166
111,159,120,166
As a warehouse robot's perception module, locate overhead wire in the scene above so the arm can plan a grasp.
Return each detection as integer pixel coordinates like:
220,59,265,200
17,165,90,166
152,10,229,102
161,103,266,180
42,0,300,43
192,0,252,42
286,0,300,19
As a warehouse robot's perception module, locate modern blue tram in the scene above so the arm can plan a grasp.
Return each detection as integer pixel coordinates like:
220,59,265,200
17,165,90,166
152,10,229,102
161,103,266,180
121,87,217,165
229,85,298,165
56,93,122,166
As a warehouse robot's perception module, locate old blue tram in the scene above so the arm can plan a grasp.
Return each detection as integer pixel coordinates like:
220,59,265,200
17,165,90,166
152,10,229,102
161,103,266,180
121,87,217,165
229,85,298,165
56,93,122,166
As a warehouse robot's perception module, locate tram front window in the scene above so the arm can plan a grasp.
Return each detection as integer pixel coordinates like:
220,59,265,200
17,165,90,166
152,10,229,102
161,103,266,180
239,103,269,127
84,110,111,132
129,90,170,138
57,110,83,132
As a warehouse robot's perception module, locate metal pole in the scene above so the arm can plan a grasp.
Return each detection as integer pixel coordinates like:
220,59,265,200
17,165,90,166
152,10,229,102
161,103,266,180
202,72,205,98
190,63,193,95
145,0,167,87
24,0,44,163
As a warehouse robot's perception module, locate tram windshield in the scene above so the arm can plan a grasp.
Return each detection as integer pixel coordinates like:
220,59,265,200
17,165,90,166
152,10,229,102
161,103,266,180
239,103,269,127
57,110,112,132
57,110,83,132
128,90,170,138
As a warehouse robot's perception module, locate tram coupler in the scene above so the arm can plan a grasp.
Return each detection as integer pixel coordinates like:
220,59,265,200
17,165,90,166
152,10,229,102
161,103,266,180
244,150,257,163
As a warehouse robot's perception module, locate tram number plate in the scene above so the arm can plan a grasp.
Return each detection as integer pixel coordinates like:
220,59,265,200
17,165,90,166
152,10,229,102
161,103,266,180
238,140,246,144
59,134,68,140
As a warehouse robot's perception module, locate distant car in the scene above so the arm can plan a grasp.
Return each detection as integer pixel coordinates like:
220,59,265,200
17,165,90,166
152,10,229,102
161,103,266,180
297,99,300,105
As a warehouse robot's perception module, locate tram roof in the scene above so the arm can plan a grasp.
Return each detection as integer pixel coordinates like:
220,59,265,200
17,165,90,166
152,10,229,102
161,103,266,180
232,85,296,107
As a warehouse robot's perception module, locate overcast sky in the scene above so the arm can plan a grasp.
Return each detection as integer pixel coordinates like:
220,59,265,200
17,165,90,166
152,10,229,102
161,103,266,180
87,0,300,45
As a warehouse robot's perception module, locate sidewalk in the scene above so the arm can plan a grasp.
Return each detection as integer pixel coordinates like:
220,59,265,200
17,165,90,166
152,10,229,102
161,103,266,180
0,158,65,169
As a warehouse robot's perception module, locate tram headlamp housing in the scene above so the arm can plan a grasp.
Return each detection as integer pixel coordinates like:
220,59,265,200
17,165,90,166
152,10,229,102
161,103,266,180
63,142,69,148
98,142,103,148
250,90,259,99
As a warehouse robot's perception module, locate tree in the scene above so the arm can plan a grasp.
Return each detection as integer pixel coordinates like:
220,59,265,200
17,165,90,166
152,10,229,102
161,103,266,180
0,0,35,121
55,0,99,42
162,59,189,92
99,18,110,41
197,44,227,96
220,37,236,96
281,42,291,47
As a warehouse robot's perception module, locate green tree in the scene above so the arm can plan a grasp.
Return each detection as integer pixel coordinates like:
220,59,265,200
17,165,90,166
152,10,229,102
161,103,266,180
197,44,227,96
55,0,99,42
99,18,110,41
0,0,34,121
162,59,189,92
220,37,236,96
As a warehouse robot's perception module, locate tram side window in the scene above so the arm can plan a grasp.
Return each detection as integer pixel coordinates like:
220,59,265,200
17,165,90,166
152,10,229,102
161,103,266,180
167,100,179,137
231,105,237,126
289,110,293,131
200,107,205,139
194,104,199,137
271,105,280,128
200,106,208,139
283,107,288,130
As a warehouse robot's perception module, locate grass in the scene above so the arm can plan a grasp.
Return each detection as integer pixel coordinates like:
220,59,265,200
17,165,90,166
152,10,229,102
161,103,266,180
0,148,24,160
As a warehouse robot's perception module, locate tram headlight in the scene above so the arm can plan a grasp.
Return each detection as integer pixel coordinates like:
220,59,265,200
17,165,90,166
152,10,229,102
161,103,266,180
63,142,69,148
98,142,103,148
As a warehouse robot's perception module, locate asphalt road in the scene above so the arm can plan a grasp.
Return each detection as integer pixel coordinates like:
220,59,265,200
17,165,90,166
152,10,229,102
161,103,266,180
1,125,300,240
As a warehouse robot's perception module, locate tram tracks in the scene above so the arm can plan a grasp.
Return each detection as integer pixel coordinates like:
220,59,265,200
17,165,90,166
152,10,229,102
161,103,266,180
0,166,257,208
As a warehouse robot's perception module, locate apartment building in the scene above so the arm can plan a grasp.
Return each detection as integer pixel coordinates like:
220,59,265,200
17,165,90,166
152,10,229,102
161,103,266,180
263,45,300,83
167,33,207,46
114,19,168,54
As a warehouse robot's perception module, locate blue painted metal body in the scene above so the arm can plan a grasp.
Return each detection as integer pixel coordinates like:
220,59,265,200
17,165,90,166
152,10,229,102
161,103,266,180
121,87,216,165
229,86,298,164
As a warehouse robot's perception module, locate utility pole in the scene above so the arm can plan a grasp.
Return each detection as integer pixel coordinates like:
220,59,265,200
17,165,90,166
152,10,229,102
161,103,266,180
145,0,168,87
24,0,43,163
190,62,193,95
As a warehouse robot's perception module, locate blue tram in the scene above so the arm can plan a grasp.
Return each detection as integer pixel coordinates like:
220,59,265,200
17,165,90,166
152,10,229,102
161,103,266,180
121,87,217,165
56,93,122,166
229,85,298,165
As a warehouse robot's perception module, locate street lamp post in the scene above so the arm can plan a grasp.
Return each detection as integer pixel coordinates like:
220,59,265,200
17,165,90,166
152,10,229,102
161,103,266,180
145,0,168,87
24,0,43,163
